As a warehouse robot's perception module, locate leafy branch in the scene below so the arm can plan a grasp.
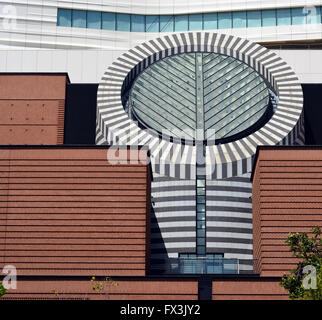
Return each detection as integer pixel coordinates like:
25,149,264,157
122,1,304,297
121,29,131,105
280,226,322,300
0,282,7,299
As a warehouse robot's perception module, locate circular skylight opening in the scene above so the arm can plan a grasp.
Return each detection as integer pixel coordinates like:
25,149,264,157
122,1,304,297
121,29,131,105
126,52,272,144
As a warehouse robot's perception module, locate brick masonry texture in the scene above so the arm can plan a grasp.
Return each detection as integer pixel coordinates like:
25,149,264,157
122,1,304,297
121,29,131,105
252,147,322,276
0,146,151,277
0,74,68,144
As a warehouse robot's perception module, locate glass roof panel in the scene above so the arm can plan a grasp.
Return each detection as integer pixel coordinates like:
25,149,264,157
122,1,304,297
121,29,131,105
127,52,270,143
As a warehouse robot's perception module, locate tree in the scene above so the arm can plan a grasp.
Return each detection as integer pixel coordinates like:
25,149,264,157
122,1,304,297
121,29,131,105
280,226,321,300
0,282,7,298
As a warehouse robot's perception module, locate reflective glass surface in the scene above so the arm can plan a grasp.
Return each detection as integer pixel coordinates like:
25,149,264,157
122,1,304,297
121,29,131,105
57,9,72,27
116,13,130,31
232,11,246,28
146,15,159,32
132,14,145,32
102,12,115,30
262,9,276,27
58,7,322,32
203,13,217,29
175,15,188,31
72,10,86,28
277,8,291,26
128,52,270,142
160,15,174,32
87,11,101,29
218,12,232,29
189,14,203,30
247,10,261,27
306,6,321,24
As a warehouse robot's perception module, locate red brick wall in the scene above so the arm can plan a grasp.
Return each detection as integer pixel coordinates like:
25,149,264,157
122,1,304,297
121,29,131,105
212,279,288,300
0,147,150,277
252,148,322,276
0,74,68,144
2,279,198,300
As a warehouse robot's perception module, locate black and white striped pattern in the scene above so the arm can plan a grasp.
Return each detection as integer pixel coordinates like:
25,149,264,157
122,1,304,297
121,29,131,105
150,173,196,273
206,172,253,273
96,32,304,180
150,172,254,274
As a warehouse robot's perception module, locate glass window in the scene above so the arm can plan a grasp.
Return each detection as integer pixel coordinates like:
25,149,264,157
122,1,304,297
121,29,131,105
197,245,206,254
160,15,174,32
277,8,291,26
197,187,205,195
197,212,205,221
203,13,217,30
305,6,321,24
197,238,205,245
87,11,101,29
218,12,232,29
197,204,205,212
131,14,145,32
232,11,246,28
175,15,188,31
291,8,306,25
197,179,205,187
146,15,159,32
197,203,206,212
197,221,205,229
102,12,115,30
57,9,72,27
247,10,261,28
189,14,203,31
116,13,130,31
262,9,276,27
197,195,205,204
72,10,86,28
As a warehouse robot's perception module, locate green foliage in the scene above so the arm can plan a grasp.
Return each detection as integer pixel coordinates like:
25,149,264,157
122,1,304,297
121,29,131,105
280,226,322,300
0,282,7,298
90,275,119,299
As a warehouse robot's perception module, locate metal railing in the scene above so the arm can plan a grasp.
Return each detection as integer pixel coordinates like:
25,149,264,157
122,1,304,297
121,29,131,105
165,258,239,275
150,258,260,275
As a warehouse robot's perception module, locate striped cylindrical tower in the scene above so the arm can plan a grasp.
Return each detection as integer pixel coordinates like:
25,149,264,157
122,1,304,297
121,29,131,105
96,32,304,274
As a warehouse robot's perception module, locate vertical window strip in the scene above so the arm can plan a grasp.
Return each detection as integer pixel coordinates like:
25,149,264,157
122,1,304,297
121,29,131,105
196,175,206,255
